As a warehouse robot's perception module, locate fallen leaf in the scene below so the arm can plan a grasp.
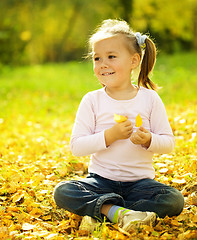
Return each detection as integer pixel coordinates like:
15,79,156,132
11,191,25,203
22,223,35,231
191,192,197,206
155,163,167,168
178,230,197,240
46,233,58,239
193,215,197,223
29,208,43,217
42,215,52,220
0,226,9,239
172,178,186,185
159,168,169,174
171,219,179,227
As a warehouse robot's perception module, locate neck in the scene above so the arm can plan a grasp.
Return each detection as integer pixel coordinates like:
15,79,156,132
105,84,139,100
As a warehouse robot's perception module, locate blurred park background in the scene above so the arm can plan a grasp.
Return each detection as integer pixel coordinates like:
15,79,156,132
0,2,197,238
0,0,197,122
0,0,197,65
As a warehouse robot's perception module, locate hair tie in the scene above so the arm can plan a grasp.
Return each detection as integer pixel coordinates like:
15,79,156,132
135,32,147,48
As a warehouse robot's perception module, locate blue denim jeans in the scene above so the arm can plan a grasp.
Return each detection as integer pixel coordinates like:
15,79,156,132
53,173,184,221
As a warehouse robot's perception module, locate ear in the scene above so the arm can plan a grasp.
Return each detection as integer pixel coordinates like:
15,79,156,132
130,53,140,69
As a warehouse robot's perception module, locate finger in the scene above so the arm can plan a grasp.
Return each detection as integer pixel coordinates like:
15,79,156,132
124,120,132,127
126,125,133,131
136,129,145,138
126,128,133,135
136,128,144,136
130,134,135,143
124,129,132,138
135,134,143,142
131,133,141,143
131,137,140,144
139,126,149,133
128,129,133,135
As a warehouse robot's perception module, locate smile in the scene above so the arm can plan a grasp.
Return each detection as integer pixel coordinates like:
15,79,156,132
102,72,115,76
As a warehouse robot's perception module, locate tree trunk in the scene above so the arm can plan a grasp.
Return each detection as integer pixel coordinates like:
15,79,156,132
119,0,133,23
55,1,82,62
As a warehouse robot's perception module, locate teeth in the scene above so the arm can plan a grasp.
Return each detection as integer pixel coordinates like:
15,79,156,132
102,72,114,76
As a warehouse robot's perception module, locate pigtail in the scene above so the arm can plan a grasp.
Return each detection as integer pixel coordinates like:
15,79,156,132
138,38,157,91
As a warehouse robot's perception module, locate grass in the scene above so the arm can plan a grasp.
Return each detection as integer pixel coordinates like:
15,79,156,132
153,52,197,104
0,61,96,120
0,52,196,120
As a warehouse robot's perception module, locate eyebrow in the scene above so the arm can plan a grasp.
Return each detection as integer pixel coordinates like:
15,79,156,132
93,51,118,56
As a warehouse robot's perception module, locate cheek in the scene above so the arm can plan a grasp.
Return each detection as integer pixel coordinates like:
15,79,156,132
112,61,123,71
93,65,96,73
117,62,131,75
93,64,99,76
114,65,123,74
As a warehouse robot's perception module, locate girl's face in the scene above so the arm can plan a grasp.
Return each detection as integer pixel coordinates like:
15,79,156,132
93,34,139,90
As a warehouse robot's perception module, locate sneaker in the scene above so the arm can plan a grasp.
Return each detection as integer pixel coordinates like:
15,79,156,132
118,210,156,232
79,215,100,232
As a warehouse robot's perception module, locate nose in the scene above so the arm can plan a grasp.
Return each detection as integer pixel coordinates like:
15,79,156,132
100,59,108,69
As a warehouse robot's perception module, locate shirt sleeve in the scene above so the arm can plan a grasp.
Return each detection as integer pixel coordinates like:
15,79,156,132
147,92,175,154
70,93,107,156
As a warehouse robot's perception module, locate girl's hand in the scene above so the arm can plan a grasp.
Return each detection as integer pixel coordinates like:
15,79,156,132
105,120,133,147
130,126,152,148
113,120,133,140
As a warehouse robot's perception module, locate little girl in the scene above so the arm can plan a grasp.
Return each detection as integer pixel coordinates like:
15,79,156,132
54,19,184,232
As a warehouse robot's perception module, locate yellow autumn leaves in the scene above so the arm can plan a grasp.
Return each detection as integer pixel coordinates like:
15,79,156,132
114,113,143,127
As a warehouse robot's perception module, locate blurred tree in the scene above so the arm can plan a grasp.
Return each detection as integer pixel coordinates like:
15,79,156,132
192,0,197,50
0,0,195,65
0,0,29,64
132,0,194,52
119,0,133,22
55,0,83,61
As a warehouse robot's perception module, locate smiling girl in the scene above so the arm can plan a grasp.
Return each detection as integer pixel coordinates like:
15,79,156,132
54,19,184,232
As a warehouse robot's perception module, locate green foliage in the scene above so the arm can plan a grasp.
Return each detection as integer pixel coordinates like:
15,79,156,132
132,0,195,52
0,0,196,65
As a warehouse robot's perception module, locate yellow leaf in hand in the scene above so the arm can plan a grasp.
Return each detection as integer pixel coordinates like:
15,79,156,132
114,114,128,123
135,114,143,127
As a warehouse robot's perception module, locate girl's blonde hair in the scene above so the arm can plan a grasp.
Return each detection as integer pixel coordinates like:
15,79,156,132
89,19,157,91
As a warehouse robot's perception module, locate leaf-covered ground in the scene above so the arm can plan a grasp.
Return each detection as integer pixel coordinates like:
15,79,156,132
0,55,197,239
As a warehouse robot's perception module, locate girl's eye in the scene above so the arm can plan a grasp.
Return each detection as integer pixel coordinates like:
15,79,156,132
94,57,100,61
108,55,116,59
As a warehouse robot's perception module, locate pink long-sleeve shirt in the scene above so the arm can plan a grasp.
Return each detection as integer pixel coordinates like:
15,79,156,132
70,87,175,181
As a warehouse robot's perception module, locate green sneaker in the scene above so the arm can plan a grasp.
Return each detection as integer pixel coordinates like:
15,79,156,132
118,210,156,232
